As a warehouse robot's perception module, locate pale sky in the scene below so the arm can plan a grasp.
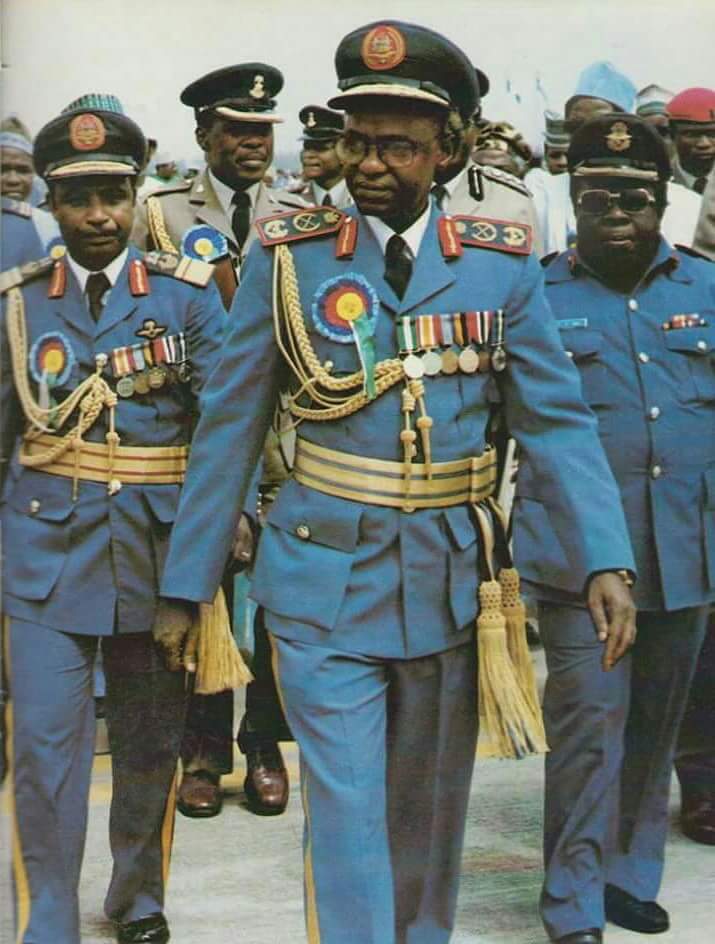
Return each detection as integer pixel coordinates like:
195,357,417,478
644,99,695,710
2,0,714,166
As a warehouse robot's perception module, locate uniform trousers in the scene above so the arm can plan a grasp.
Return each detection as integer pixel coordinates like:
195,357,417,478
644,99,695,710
270,634,478,944
7,618,187,944
675,613,715,796
538,603,708,940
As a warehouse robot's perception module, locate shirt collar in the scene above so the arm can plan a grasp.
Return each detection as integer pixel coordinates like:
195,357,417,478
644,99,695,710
439,164,468,206
672,158,697,190
208,169,260,217
365,202,431,259
312,179,348,206
66,248,128,294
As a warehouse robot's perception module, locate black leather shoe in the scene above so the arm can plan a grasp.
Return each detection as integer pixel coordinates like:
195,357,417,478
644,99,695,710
681,789,715,845
605,884,669,934
177,770,222,818
116,912,169,943
553,931,602,944
244,742,289,815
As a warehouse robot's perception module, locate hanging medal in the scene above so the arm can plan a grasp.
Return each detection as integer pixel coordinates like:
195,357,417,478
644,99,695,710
491,309,507,371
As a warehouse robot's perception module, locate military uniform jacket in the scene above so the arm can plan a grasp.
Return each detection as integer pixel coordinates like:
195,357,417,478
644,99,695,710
0,246,226,636
131,168,307,266
159,203,634,659
1,197,62,270
447,162,543,257
513,240,715,611
694,170,715,261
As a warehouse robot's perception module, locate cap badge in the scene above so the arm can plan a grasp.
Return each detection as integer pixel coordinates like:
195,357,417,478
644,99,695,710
250,75,266,100
307,111,317,128
69,113,107,152
361,24,407,72
606,121,632,153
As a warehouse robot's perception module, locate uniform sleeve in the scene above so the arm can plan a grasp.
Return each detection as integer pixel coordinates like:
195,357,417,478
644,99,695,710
499,253,636,592
160,242,281,601
0,297,24,494
694,173,715,261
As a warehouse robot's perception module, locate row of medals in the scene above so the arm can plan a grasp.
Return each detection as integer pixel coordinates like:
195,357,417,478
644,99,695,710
401,343,507,379
115,362,192,398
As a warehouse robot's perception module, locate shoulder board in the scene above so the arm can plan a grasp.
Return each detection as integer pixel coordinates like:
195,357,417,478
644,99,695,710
255,206,345,247
1,195,32,218
142,180,192,202
540,250,559,268
0,256,55,294
143,251,215,287
674,244,714,263
474,164,531,198
451,215,533,256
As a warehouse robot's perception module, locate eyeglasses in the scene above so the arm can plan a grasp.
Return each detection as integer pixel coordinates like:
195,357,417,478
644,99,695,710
336,134,436,168
576,188,656,215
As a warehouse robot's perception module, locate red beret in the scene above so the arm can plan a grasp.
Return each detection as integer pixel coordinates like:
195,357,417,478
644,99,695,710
667,87,715,123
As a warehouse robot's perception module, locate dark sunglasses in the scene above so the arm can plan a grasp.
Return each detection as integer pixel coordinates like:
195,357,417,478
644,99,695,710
576,188,656,215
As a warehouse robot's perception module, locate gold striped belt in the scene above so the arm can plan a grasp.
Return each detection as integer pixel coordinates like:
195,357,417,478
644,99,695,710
294,437,496,511
21,433,188,486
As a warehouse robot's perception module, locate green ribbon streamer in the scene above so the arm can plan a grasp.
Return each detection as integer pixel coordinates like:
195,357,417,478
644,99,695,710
351,314,377,401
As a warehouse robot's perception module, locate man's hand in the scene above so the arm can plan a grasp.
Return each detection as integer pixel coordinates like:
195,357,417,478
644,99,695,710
152,598,198,672
587,572,637,671
230,513,255,570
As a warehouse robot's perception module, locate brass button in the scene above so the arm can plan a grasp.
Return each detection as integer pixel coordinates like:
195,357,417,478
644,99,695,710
638,352,650,364
565,350,574,359
29,499,41,515
649,406,661,420
697,340,708,352
296,523,311,541
628,299,638,312
651,464,662,479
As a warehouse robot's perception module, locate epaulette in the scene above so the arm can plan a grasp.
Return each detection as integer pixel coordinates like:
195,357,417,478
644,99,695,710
143,251,215,288
1,195,32,218
141,180,192,203
674,244,715,263
255,206,345,247
473,164,531,198
0,256,55,295
540,250,559,268
451,215,533,256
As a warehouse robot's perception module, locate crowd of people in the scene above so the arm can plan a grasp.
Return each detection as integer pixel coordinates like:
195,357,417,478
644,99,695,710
1,16,714,944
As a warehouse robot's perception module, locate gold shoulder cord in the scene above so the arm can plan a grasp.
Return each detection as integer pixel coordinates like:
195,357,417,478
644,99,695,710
6,287,120,498
146,196,178,253
271,243,404,422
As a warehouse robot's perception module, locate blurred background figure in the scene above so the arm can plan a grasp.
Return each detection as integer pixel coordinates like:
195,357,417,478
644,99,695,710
636,83,675,157
542,111,570,175
151,151,184,188
298,103,351,208
667,87,715,193
472,120,533,179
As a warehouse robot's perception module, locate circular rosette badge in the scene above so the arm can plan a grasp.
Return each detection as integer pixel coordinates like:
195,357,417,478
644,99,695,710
29,331,75,387
181,224,229,262
312,274,380,399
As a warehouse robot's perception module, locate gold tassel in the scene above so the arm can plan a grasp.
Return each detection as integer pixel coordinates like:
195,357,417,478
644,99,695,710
498,568,544,729
190,588,253,694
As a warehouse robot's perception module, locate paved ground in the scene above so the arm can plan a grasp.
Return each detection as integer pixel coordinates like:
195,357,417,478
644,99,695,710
2,655,714,944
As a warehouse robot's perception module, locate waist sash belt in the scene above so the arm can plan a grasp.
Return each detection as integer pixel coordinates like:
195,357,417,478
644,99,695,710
21,432,188,485
294,437,496,511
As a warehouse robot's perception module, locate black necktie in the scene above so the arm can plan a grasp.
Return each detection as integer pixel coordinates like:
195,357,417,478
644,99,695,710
86,271,110,322
694,176,707,195
384,234,413,301
431,183,448,210
321,191,334,207
231,190,251,248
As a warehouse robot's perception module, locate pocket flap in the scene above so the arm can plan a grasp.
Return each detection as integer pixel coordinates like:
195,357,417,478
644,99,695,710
7,474,75,522
143,485,181,523
663,324,715,355
559,328,603,360
266,484,362,552
443,505,478,550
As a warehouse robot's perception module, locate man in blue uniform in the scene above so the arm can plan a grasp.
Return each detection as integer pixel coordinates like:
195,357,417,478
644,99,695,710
513,114,715,943
1,95,226,944
155,21,636,944
1,194,62,270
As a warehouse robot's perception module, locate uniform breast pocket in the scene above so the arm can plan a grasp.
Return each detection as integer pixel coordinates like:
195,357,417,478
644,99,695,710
1,476,75,600
559,328,608,407
662,322,715,403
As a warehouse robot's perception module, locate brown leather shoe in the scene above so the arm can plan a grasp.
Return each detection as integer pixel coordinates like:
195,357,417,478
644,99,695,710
177,770,222,818
681,789,715,845
244,743,289,815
